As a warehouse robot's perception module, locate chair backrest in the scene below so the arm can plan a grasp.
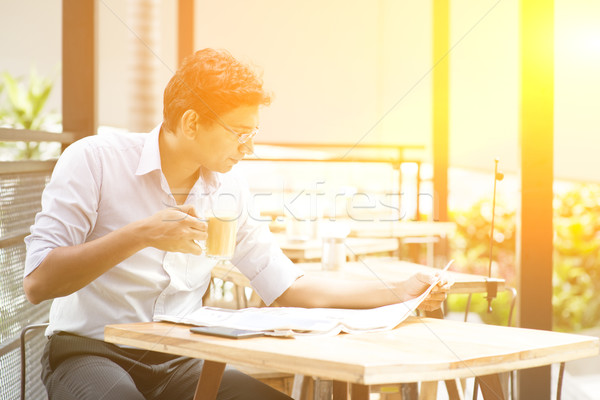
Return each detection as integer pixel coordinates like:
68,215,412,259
1,168,52,400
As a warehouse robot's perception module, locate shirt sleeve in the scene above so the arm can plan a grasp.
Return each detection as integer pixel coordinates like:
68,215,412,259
228,176,304,306
24,138,102,277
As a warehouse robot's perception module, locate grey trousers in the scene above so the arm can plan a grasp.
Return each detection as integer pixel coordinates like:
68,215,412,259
41,332,292,400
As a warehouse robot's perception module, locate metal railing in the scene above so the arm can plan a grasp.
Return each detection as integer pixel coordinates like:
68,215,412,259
247,142,427,220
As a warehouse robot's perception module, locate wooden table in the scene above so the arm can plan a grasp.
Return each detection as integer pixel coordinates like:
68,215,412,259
349,220,457,239
105,318,599,400
349,221,456,266
210,258,506,398
274,234,398,262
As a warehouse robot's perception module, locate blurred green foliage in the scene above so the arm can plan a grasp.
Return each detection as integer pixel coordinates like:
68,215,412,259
0,69,60,160
445,291,515,326
553,183,600,332
448,183,600,332
448,199,517,327
0,78,6,121
450,198,517,282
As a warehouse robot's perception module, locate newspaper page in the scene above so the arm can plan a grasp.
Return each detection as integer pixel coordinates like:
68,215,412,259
156,260,453,337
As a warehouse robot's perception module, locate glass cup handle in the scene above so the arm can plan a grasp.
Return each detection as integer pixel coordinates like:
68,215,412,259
194,239,206,253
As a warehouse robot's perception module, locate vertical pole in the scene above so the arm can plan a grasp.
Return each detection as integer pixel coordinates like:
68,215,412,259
432,0,450,266
415,161,421,220
62,0,97,142
178,0,194,66
518,0,554,398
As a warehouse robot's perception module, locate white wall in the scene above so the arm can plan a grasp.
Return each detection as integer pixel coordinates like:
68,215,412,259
0,0,62,118
554,0,600,183
193,0,432,147
449,0,600,183
1,0,598,181
192,0,600,182
450,0,519,174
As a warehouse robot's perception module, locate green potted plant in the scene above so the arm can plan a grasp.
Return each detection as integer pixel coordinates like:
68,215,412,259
0,68,60,160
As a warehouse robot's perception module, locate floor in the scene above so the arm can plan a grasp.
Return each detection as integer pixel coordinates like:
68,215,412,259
556,327,600,400
433,318,600,400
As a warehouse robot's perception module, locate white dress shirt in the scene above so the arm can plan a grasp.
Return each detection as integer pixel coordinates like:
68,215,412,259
25,125,304,340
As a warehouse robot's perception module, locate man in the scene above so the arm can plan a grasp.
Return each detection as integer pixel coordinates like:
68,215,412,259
24,48,450,400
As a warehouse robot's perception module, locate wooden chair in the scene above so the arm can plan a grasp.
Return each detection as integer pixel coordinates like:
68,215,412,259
236,365,295,397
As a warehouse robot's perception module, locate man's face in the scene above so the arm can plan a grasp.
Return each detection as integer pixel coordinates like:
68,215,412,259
192,105,259,173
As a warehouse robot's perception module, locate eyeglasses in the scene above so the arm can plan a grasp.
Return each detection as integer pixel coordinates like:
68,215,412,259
212,118,259,144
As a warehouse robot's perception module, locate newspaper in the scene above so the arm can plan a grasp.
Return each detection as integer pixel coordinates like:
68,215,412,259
156,260,453,337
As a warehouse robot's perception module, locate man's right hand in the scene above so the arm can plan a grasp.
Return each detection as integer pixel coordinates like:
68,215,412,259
140,204,207,255
24,204,209,304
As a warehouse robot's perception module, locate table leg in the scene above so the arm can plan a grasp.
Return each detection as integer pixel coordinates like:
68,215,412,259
291,374,312,400
193,360,226,400
235,285,247,308
477,373,507,400
333,381,348,400
423,309,466,400
424,309,444,319
419,382,437,400
410,300,439,400
351,383,370,400
314,378,332,400
443,379,465,400
408,241,420,263
402,382,419,400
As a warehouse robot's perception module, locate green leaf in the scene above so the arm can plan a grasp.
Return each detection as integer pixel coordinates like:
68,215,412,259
2,72,25,112
1,68,59,159
2,71,31,128
30,80,53,121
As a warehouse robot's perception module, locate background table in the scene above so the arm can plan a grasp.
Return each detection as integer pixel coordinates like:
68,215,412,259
348,220,456,239
105,318,599,400
210,258,507,398
212,258,505,299
275,234,398,262
297,258,503,295
349,220,456,266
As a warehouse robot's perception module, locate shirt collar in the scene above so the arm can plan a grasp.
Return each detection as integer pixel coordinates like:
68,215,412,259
135,124,162,176
198,167,222,194
135,124,222,194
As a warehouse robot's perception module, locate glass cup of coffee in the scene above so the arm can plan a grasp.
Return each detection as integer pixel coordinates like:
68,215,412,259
204,212,238,260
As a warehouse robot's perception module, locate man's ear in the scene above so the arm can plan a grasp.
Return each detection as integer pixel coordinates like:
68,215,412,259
180,109,200,139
